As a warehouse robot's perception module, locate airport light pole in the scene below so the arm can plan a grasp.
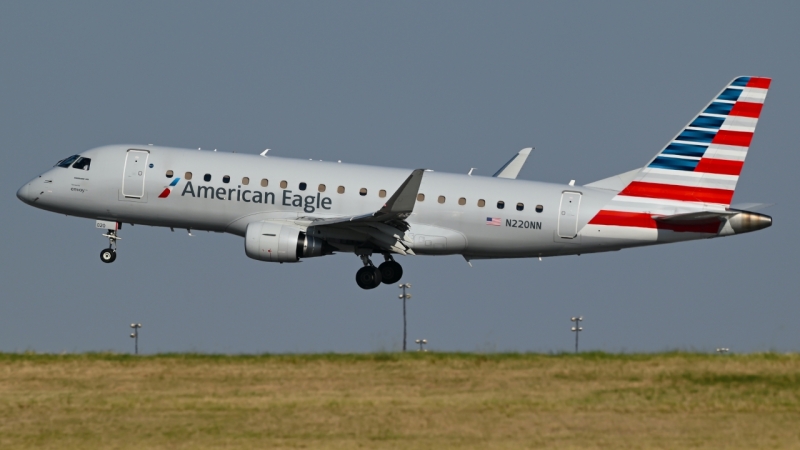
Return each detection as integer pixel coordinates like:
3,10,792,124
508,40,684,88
716,347,730,354
570,316,583,353
130,323,142,355
415,339,428,352
398,283,412,352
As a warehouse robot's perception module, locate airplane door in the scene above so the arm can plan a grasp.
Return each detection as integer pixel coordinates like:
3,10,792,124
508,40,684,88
122,149,149,198
557,191,582,238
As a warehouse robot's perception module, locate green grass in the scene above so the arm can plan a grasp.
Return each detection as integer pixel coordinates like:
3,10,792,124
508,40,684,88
1,352,798,449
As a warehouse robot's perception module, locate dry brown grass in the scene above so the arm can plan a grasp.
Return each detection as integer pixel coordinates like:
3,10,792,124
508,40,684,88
0,352,798,449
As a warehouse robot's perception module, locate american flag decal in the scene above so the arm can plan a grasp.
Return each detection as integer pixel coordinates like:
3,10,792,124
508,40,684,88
486,217,501,226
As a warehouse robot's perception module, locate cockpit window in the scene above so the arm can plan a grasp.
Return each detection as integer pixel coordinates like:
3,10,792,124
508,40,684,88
56,155,80,168
72,157,91,171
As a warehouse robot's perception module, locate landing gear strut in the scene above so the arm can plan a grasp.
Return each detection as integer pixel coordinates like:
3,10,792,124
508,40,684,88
100,228,120,264
355,254,403,289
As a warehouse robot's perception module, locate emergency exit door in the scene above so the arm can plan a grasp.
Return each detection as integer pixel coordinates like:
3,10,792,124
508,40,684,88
122,150,149,198
557,191,582,238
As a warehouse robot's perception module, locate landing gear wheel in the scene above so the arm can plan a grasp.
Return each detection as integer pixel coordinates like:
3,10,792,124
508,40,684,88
379,261,403,284
100,248,116,263
356,266,382,290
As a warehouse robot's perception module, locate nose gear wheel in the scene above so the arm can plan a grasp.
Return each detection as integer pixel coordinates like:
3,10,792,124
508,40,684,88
100,228,121,263
100,248,116,263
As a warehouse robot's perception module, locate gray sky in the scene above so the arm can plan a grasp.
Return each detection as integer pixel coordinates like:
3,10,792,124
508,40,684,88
1,1,798,354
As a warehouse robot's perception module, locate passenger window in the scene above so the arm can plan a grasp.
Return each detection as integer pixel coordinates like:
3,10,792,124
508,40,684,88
477,199,485,207
417,193,425,202
223,175,230,184
261,179,268,187
242,177,250,185
204,174,212,182
516,202,524,211
56,155,80,168
536,204,544,213
280,180,288,188
337,186,345,194
166,170,174,178
185,172,193,180
438,196,446,204
497,201,505,209
359,188,367,196
318,184,326,192
72,157,91,171
299,182,307,191
458,197,466,205
379,189,387,198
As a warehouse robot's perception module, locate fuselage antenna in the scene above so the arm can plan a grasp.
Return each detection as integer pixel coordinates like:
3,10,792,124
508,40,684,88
260,149,270,156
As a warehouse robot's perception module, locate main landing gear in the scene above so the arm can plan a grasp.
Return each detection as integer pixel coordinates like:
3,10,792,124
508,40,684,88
355,254,404,289
100,228,120,263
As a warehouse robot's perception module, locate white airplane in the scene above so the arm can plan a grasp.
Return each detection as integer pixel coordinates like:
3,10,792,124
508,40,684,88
17,77,773,289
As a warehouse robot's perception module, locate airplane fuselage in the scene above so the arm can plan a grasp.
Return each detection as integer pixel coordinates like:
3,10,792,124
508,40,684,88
18,144,753,261
15,77,775,289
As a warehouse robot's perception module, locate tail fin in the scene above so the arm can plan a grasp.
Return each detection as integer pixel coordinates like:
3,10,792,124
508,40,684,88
618,76,770,207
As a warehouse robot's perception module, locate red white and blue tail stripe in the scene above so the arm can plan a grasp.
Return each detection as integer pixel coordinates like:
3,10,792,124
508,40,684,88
588,76,769,235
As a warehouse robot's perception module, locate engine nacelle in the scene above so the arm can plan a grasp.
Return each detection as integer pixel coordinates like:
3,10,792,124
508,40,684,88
244,222,329,262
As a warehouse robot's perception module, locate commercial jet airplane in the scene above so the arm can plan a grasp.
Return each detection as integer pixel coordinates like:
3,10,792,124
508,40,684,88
17,77,773,289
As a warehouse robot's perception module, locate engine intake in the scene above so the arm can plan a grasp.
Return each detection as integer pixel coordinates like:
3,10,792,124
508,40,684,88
245,222,330,262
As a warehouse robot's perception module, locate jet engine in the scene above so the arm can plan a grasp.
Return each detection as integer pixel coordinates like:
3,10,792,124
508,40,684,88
244,221,330,262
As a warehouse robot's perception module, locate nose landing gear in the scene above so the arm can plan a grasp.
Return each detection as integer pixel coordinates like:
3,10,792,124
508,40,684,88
100,247,116,263
97,221,121,264
355,253,404,289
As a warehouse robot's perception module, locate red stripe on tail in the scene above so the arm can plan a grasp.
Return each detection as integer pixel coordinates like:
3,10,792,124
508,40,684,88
729,101,763,118
694,158,744,176
619,182,734,205
746,77,771,89
712,130,753,147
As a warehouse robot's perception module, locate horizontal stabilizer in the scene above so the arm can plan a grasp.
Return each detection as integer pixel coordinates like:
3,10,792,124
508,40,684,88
653,210,737,225
730,202,773,211
493,148,532,179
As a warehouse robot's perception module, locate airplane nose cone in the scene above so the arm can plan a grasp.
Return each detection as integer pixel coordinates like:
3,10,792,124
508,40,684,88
16,183,31,204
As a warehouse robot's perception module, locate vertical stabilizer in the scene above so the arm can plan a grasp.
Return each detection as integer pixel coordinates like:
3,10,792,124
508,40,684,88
588,77,770,234
618,76,770,207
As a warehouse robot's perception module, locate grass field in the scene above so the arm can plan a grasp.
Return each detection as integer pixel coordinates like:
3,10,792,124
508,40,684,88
0,352,799,449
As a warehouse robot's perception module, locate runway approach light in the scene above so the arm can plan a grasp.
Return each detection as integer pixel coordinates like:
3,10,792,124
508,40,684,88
570,316,583,353
130,323,142,355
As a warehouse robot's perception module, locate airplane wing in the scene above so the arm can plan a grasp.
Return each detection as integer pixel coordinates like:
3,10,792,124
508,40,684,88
305,169,425,255
492,148,532,179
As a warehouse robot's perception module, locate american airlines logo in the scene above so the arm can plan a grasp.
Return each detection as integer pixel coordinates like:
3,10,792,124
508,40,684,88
158,178,181,198
178,181,333,213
